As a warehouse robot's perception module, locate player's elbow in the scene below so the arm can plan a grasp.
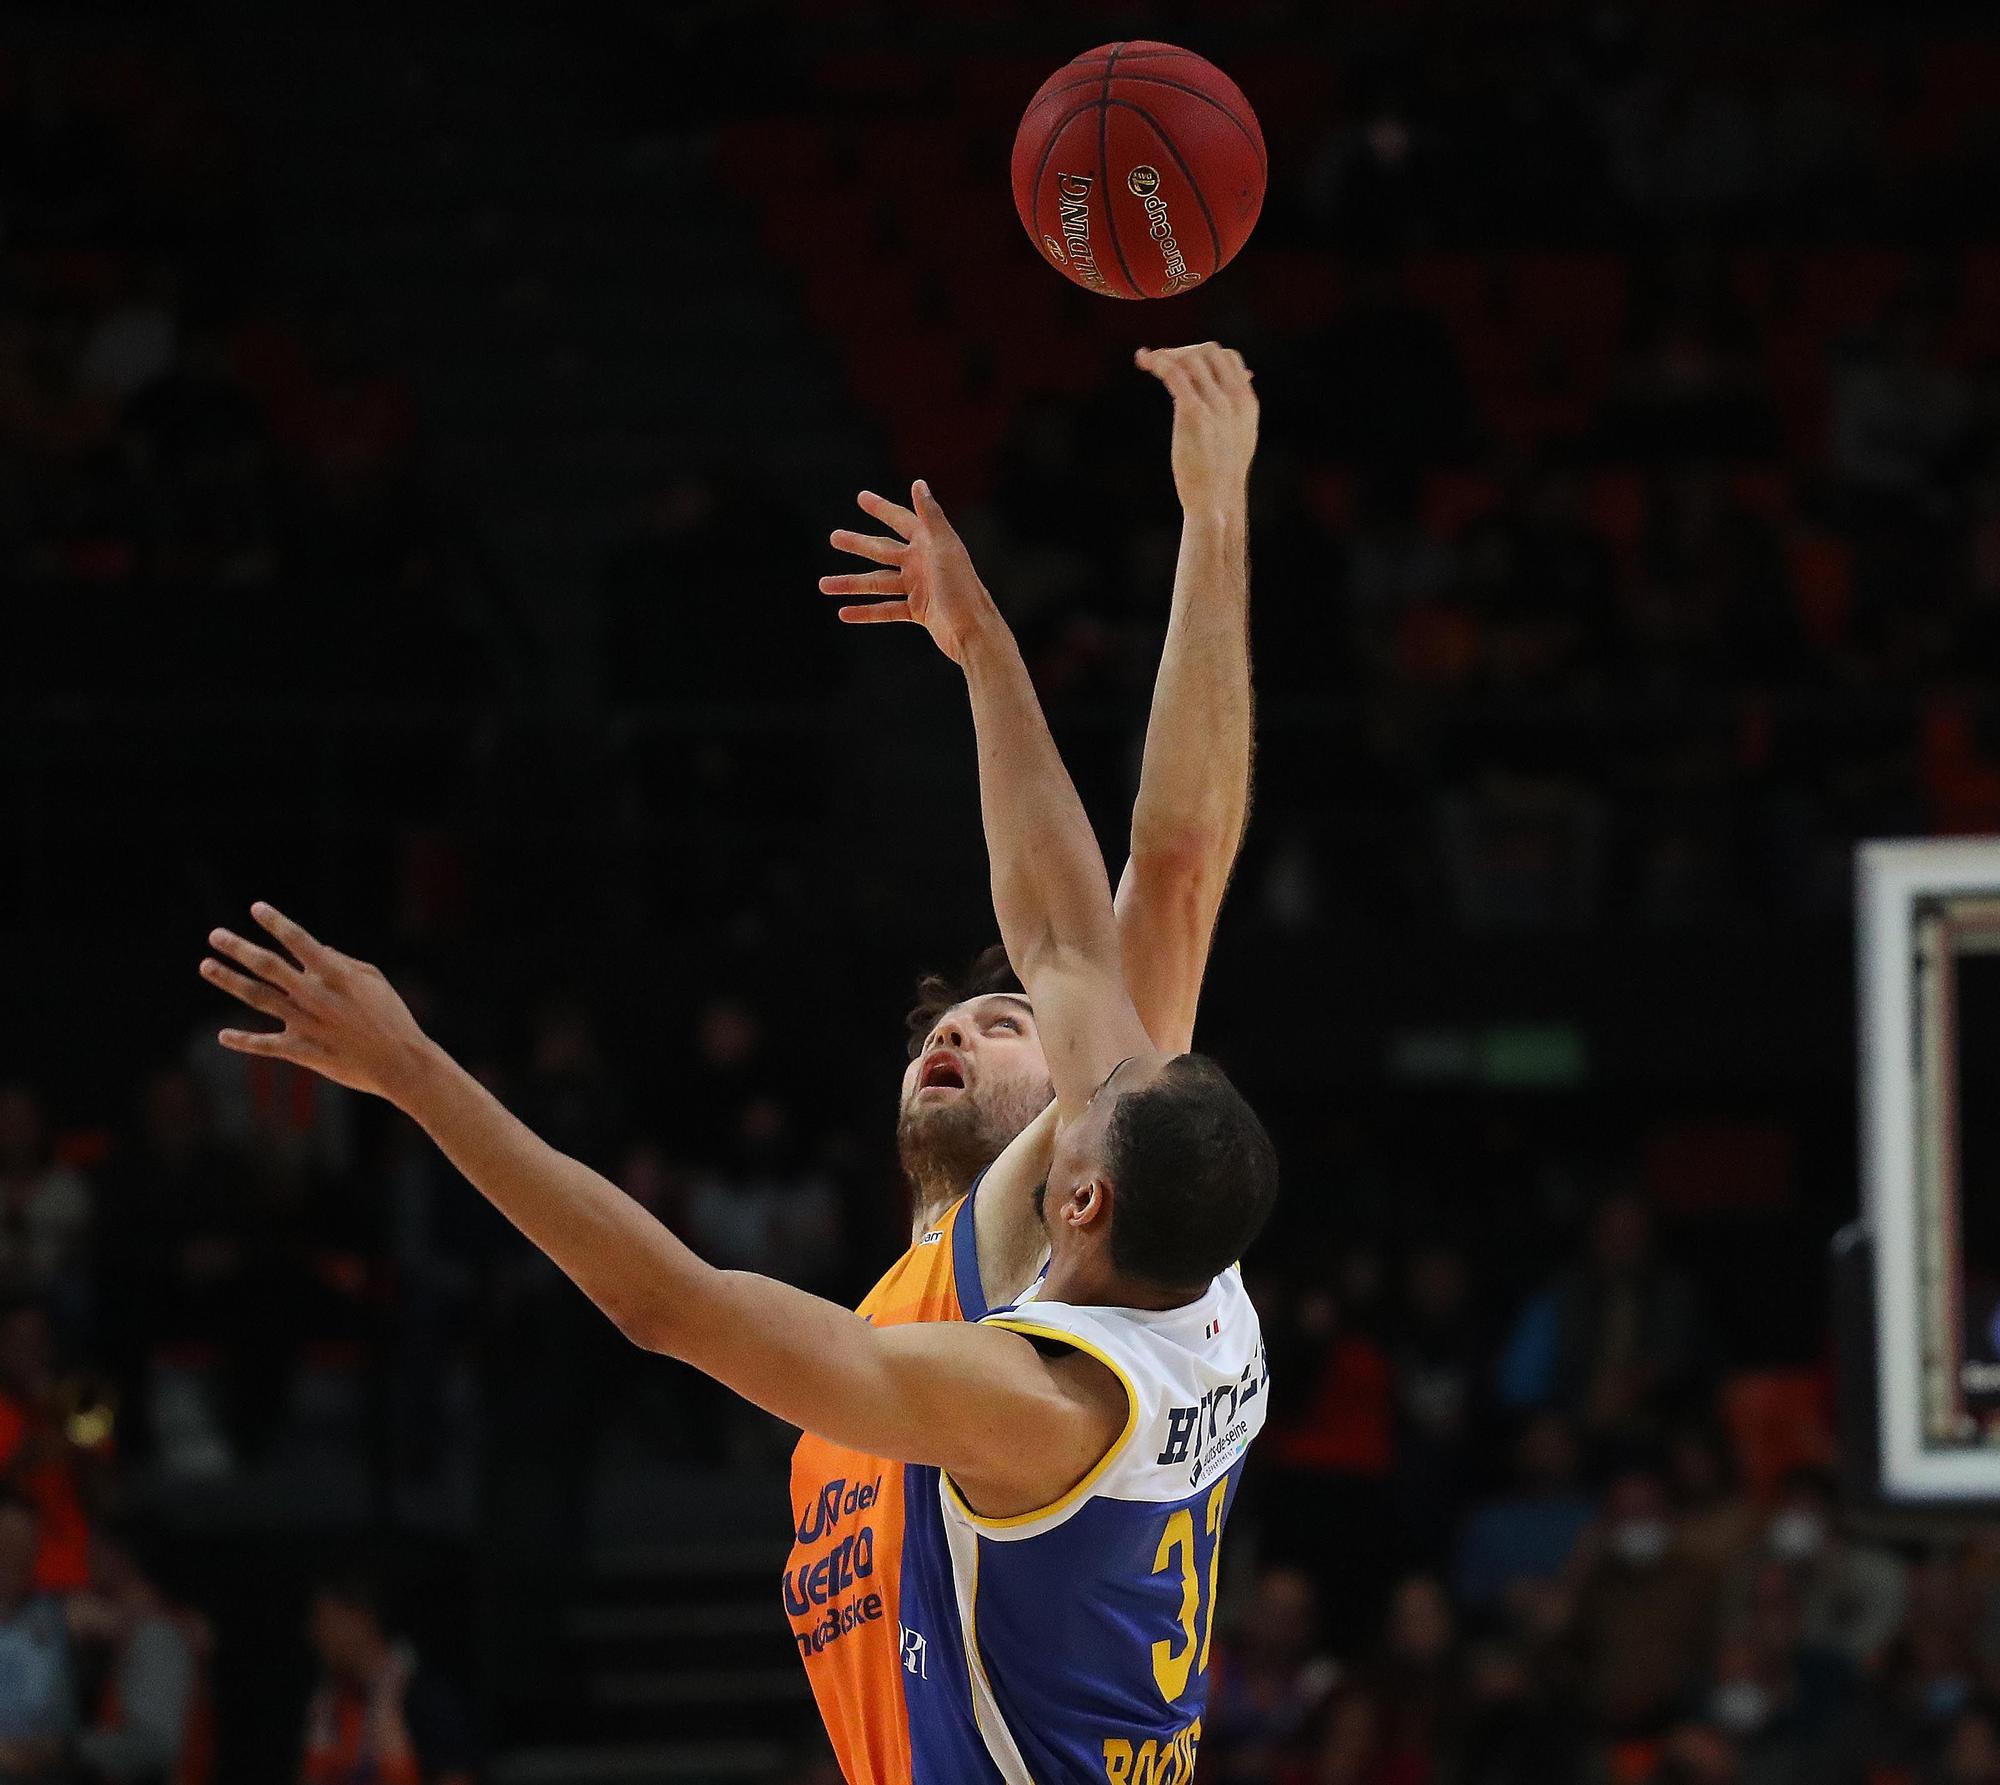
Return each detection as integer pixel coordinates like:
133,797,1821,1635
1129,817,1235,894
608,1295,684,1358
1126,825,1231,923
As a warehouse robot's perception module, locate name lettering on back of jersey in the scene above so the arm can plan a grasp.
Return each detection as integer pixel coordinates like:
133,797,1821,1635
1103,1715,1202,1785
1156,1344,1270,1479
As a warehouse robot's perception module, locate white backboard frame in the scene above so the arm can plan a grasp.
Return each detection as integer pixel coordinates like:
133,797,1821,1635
1860,838,2000,1502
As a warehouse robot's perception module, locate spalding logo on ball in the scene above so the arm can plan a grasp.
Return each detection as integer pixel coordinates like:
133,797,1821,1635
1012,41,1266,301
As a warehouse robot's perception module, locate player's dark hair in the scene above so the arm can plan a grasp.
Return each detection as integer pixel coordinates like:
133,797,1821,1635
904,944,1021,1059
1104,1054,1278,1292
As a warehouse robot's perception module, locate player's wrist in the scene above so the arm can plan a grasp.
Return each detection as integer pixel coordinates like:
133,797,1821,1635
954,601,1017,672
387,1029,459,1120
1179,494,1248,541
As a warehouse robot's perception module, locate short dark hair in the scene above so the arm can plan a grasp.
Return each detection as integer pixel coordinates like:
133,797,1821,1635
1104,1054,1278,1291
904,944,1021,1059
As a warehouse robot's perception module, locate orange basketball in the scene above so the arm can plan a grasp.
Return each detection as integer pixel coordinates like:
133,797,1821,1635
1011,41,1266,300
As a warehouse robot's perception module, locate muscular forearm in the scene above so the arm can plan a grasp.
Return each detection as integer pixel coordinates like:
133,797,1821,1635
1131,506,1252,870
959,613,1124,989
1117,505,1253,1051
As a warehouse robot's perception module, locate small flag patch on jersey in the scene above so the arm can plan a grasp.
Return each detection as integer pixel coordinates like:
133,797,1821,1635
1205,1317,1222,1339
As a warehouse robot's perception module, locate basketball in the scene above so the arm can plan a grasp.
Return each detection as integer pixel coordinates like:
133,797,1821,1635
1011,41,1266,301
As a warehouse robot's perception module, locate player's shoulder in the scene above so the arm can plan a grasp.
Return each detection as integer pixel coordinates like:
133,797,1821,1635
855,1193,975,1328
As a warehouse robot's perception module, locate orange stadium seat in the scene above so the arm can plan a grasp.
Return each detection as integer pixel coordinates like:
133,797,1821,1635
1722,1369,1835,1503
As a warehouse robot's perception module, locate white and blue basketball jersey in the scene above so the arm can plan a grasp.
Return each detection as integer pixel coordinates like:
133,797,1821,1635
895,1266,1268,1784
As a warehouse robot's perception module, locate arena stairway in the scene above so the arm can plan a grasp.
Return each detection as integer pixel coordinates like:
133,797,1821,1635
490,1534,816,1785
199,12,869,708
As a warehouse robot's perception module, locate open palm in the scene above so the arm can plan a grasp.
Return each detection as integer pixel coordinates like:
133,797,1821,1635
819,479,996,664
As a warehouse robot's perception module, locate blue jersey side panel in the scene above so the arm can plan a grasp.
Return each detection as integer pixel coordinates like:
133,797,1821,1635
897,1462,1003,1785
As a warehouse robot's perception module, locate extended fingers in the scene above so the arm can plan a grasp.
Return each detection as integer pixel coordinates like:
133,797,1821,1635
1136,342,1253,399
199,956,293,1021
829,528,907,568
209,925,301,987
251,903,329,968
820,570,905,598
837,600,915,626
217,1028,312,1062
856,489,917,539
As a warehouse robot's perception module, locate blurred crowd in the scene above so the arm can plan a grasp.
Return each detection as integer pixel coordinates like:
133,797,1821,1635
0,40,495,709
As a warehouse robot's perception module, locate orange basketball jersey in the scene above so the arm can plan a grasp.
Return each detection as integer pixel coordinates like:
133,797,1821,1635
785,1188,983,1785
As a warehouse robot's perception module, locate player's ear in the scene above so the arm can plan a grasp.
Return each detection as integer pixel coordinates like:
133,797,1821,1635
1068,1177,1110,1232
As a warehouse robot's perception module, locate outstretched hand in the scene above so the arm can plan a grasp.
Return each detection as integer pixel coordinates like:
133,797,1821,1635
200,903,430,1104
1135,341,1259,513
819,480,998,665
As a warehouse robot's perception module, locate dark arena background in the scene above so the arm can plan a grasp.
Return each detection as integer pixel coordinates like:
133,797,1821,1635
4,0,2000,1781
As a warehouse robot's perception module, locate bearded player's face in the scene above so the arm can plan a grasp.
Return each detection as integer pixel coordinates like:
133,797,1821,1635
897,994,1054,1192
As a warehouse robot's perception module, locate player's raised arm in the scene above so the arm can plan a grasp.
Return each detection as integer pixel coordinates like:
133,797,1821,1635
1116,342,1258,1057
196,908,1124,1516
822,486,1157,1118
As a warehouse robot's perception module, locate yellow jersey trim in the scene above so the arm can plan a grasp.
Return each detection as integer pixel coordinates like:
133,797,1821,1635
943,1317,1142,1532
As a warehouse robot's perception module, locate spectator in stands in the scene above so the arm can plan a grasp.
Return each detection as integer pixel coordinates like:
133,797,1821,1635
1459,1634,1584,1783
1693,1563,1853,1785
1264,1263,1396,1652
1667,1417,1761,1576
1320,1574,1466,1784
1453,1410,1597,1625
298,1572,473,1785
0,1491,75,1780
1341,467,1462,684
1750,1467,1906,1672
1499,1190,1712,1445
0,1298,96,1593
1390,1242,1486,1565
1937,1700,2000,1785
77,263,180,405
69,1526,211,1784
98,1068,282,1473
1831,296,1973,506
1596,282,1776,461
1201,1565,1339,1783
1433,765,1609,932
1835,1555,1986,1784
0,1085,92,1337
685,1096,844,1297
1562,1465,1722,1737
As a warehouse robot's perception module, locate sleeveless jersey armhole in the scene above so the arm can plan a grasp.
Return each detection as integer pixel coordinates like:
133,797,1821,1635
939,1317,1142,1538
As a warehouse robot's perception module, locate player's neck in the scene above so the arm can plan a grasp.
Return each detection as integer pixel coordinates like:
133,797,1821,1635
1043,1255,1207,1313
908,1179,961,1241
